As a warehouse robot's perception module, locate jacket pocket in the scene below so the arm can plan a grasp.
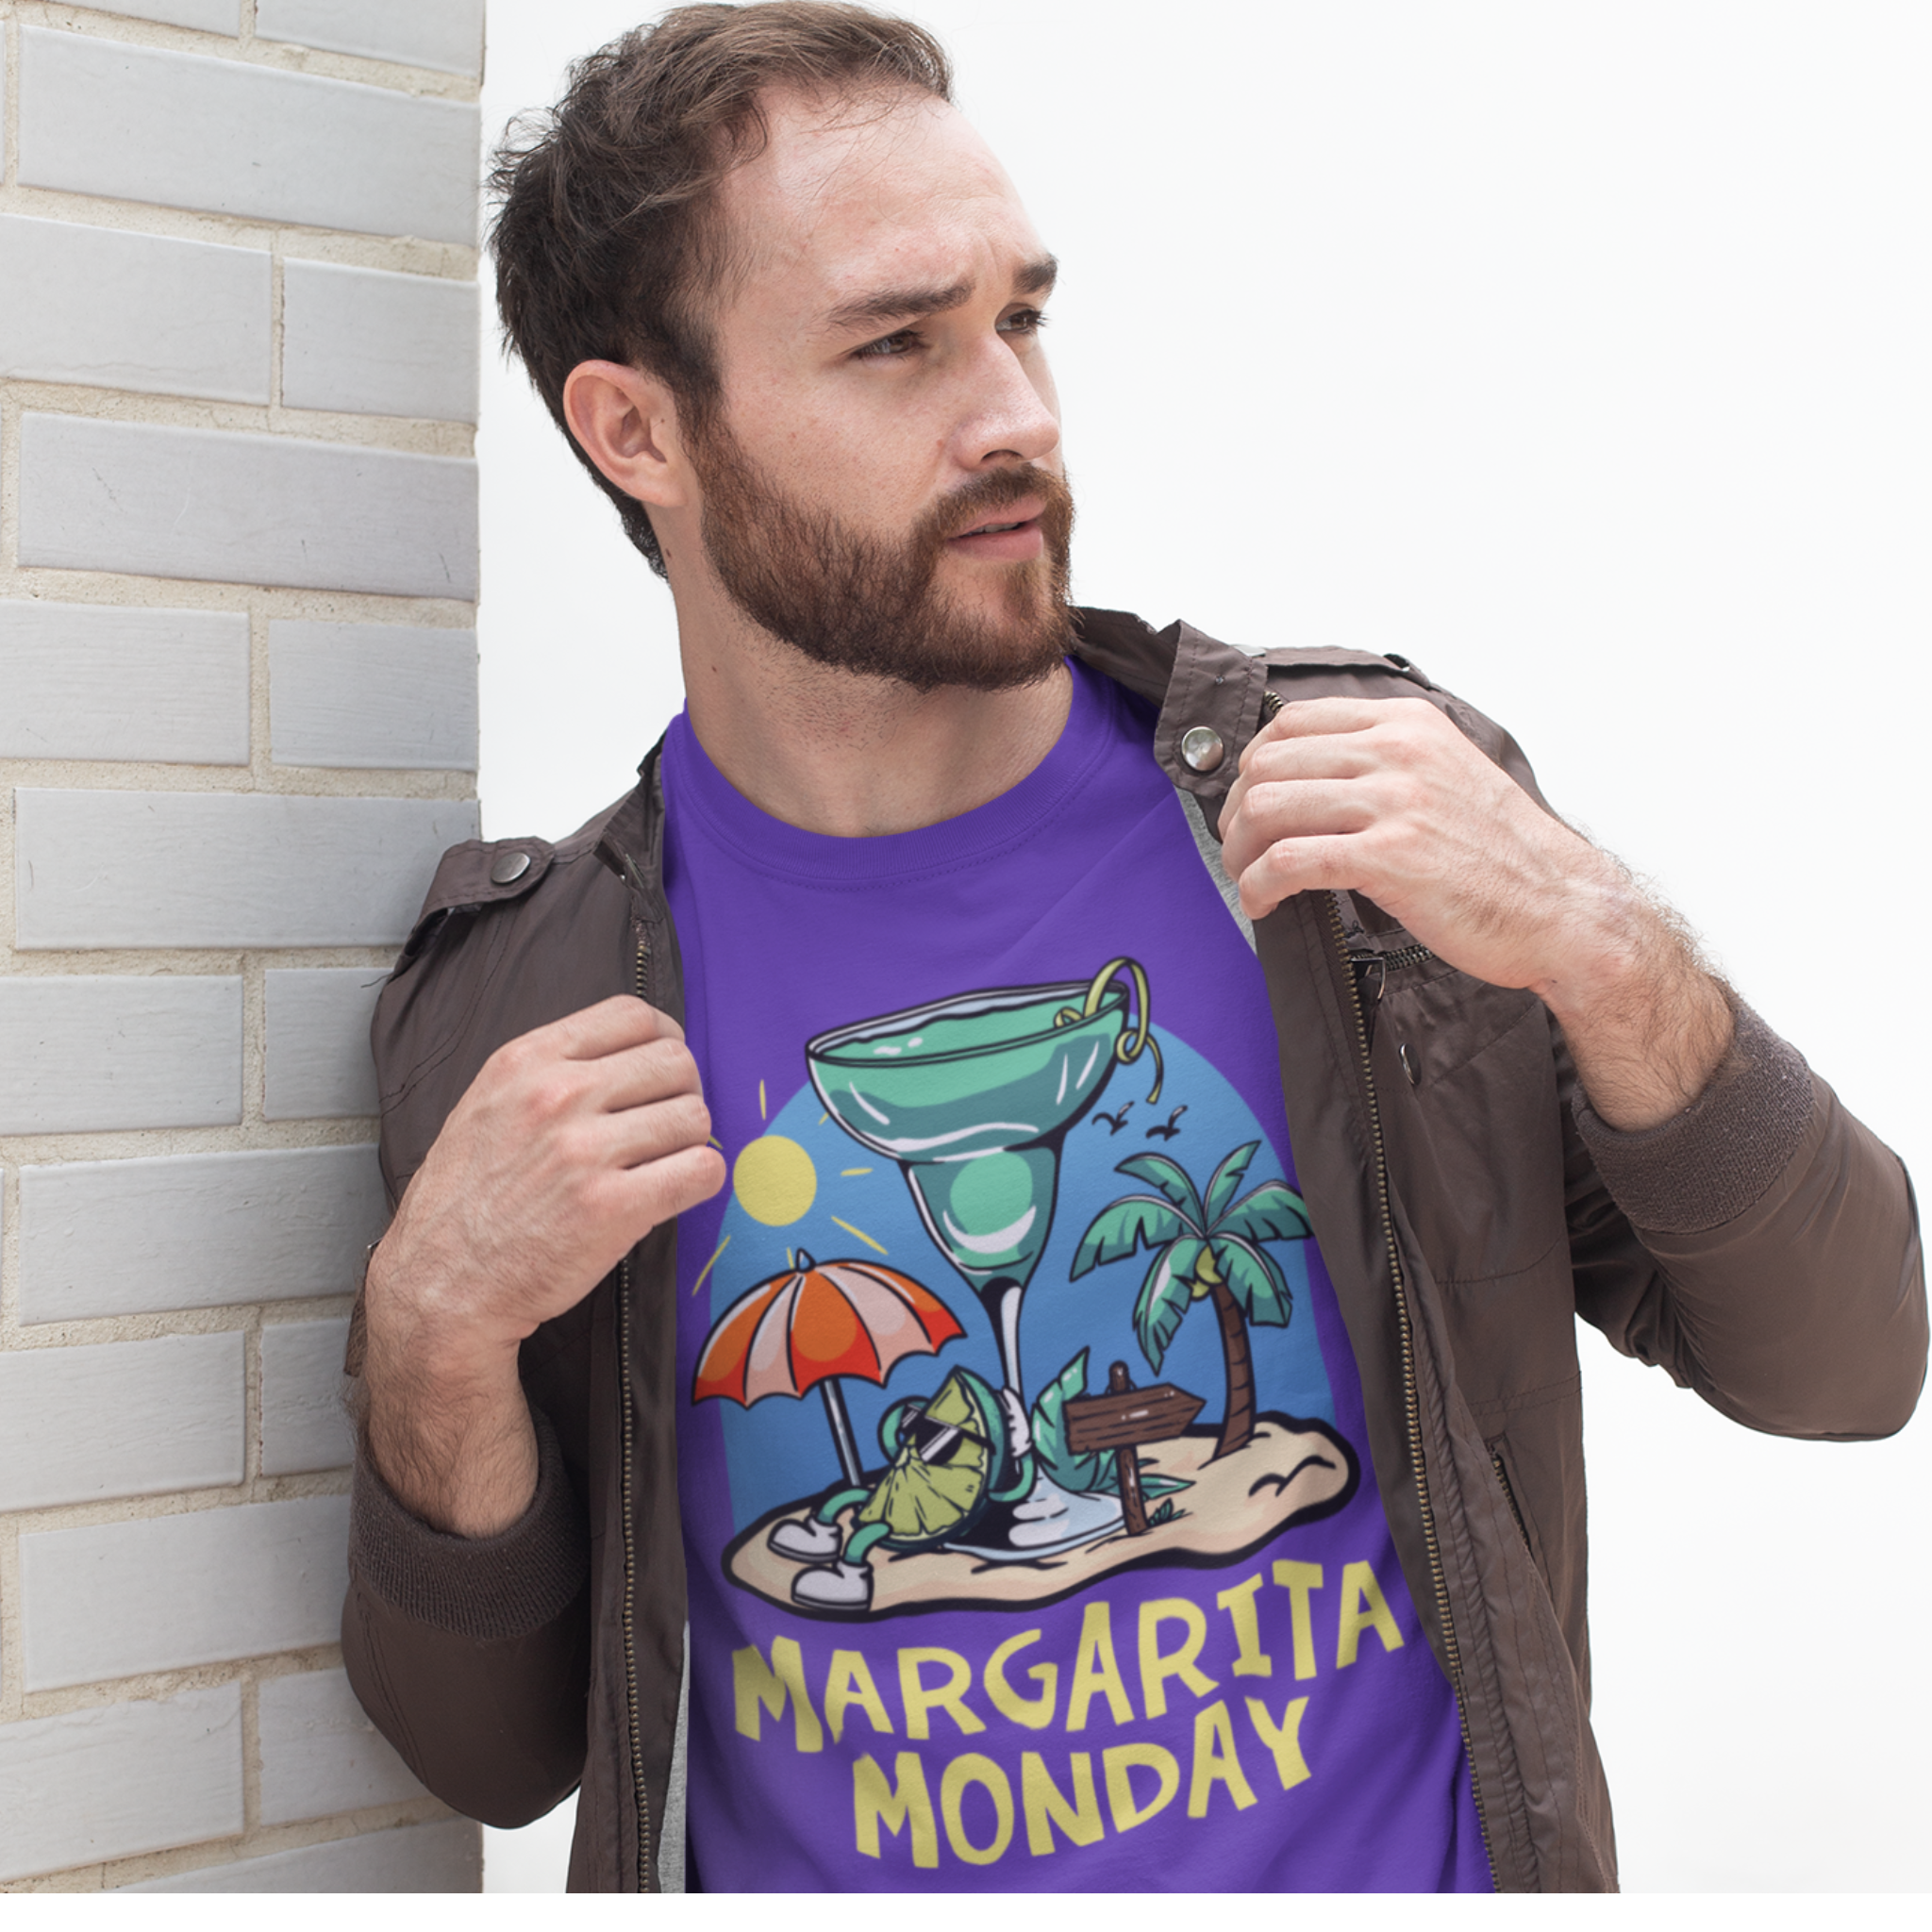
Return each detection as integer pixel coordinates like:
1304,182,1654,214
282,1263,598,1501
1375,966,1570,1291
1485,1433,1536,1563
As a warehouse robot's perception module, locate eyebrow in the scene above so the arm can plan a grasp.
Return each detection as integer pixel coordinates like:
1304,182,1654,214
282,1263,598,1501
823,254,1058,337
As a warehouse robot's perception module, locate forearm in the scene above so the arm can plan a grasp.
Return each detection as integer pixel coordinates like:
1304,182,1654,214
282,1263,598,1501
362,1238,540,1538
1532,855,1736,1132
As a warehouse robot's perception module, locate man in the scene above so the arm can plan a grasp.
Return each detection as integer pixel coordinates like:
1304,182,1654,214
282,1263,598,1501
342,1,1924,1893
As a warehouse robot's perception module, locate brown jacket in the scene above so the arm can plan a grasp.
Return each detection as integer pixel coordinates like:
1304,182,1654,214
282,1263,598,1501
341,610,1925,1892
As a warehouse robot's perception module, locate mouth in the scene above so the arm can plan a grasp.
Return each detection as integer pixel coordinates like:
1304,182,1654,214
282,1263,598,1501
947,498,1047,552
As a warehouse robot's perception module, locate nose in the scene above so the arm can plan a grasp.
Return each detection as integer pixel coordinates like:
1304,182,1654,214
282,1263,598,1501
952,330,1060,472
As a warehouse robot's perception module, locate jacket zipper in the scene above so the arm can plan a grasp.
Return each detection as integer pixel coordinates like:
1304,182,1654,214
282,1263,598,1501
620,923,654,1893
1322,886,1497,1879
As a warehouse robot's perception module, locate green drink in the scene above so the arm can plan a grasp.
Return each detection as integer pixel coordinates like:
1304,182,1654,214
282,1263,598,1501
806,962,1160,1558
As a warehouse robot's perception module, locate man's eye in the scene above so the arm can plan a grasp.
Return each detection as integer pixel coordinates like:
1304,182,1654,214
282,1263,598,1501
855,329,922,359
999,308,1048,337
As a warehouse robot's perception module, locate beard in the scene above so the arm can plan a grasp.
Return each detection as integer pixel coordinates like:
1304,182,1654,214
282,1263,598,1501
689,420,1075,694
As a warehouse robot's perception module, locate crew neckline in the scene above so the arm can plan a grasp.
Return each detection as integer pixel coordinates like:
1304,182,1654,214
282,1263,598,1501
661,659,1132,886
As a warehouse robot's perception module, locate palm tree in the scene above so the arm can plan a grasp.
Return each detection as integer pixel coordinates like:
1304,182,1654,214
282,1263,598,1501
1070,1141,1312,1460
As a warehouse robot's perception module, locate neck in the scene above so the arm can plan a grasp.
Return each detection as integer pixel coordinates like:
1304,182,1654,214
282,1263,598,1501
675,587,1074,840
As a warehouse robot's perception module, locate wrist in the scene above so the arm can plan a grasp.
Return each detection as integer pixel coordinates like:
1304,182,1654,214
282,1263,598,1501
362,1229,525,1398
1525,858,1660,1031
360,1237,537,1537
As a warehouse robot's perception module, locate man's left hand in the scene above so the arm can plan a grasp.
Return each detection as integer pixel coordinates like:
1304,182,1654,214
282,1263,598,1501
1217,696,1734,1130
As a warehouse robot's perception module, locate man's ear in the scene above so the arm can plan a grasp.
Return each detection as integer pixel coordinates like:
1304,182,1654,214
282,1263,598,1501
561,359,691,511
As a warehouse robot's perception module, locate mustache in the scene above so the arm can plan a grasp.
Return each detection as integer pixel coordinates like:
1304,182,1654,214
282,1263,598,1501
917,467,1074,548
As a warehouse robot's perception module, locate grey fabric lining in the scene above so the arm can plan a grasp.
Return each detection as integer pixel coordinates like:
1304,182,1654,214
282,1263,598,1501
1176,789,1255,952
660,1625,690,1892
348,1406,590,1640
1573,999,1815,1235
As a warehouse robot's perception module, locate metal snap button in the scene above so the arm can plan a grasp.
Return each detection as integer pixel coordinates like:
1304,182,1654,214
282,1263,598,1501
1180,724,1225,774
490,849,532,886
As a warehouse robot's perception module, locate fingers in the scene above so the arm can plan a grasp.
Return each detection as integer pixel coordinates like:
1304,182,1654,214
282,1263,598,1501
608,1142,728,1229
1230,833,1373,920
543,993,684,1062
592,1033,707,1113
605,1087,716,1169
1236,695,1438,771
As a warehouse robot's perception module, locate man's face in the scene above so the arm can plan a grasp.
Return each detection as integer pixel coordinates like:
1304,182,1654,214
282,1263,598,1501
684,88,1072,691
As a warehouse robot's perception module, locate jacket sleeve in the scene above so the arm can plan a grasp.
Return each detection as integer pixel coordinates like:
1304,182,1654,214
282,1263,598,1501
1566,998,1926,1439
341,1400,593,1829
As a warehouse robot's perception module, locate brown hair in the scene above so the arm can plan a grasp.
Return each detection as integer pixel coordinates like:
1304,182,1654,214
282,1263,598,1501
490,3,954,576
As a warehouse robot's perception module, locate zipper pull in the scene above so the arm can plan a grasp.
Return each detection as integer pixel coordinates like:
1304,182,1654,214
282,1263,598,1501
1350,953,1389,1052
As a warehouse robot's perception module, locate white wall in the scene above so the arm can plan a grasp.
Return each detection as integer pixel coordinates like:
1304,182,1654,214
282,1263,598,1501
477,0,1931,1893
1,0,485,1894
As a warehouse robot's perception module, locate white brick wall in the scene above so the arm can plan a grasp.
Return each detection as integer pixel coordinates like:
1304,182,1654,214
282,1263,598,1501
20,1495,350,1690
85,3,242,31
18,417,479,597
259,1318,355,1474
0,602,250,763
283,261,480,422
0,0,482,1891
19,31,478,242
14,791,480,949
0,1684,244,1885
263,970,386,1120
0,974,242,1133
257,1,486,80
0,1333,244,1511
19,1145,389,1322
258,1667,425,1822
125,1818,480,1892
0,215,270,402
271,622,480,770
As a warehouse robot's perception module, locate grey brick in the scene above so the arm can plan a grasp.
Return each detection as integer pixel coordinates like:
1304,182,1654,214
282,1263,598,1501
0,1684,243,1885
265,967,386,1120
18,1144,387,1324
0,600,250,764
19,1495,351,1690
125,1819,479,1892
0,214,269,403
282,258,477,422
0,1333,243,1512
259,1318,355,1475
258,1667,425,1823
18,30,478,243
13,790,480,950
271,621,478,770
18,415,477,599
0,974,242,1134
85,1,242,29
256,0,484,78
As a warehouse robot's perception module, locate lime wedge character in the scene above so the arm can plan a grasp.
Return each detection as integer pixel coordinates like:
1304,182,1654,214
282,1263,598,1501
691,1251,963,1566
786,1365,1017,1611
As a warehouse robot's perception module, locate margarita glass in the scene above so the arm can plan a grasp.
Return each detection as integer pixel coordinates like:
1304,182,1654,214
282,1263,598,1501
805,959,1160,1557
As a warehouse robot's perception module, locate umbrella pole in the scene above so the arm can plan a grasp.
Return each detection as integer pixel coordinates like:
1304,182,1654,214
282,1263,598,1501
820,1380,866,1490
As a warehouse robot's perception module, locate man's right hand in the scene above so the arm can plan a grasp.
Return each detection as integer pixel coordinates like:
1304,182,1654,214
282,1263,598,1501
360,995,725,1538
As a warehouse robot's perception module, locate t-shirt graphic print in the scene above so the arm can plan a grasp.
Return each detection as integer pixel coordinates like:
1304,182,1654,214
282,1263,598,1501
662,662,1491,1893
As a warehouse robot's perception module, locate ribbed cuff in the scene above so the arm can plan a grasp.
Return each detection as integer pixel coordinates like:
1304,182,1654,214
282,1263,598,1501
349,1407,590,1641
1574,999,1815,1236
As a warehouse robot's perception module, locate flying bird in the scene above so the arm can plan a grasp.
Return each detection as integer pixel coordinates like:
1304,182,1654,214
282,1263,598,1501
1092,1103,1135,1136
1145,1106,1189,1141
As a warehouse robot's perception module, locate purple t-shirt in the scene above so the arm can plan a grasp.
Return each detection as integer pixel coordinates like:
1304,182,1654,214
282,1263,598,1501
662,661,1490,1892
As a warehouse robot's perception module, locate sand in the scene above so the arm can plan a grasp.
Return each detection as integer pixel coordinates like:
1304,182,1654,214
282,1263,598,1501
726,1414,1359,1620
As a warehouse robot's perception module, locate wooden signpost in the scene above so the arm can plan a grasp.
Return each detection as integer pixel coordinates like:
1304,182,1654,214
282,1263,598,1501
1063,1361,1205,1535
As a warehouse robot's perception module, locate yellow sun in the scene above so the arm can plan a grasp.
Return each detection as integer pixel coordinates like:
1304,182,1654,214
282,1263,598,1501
733,1135,818,1226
